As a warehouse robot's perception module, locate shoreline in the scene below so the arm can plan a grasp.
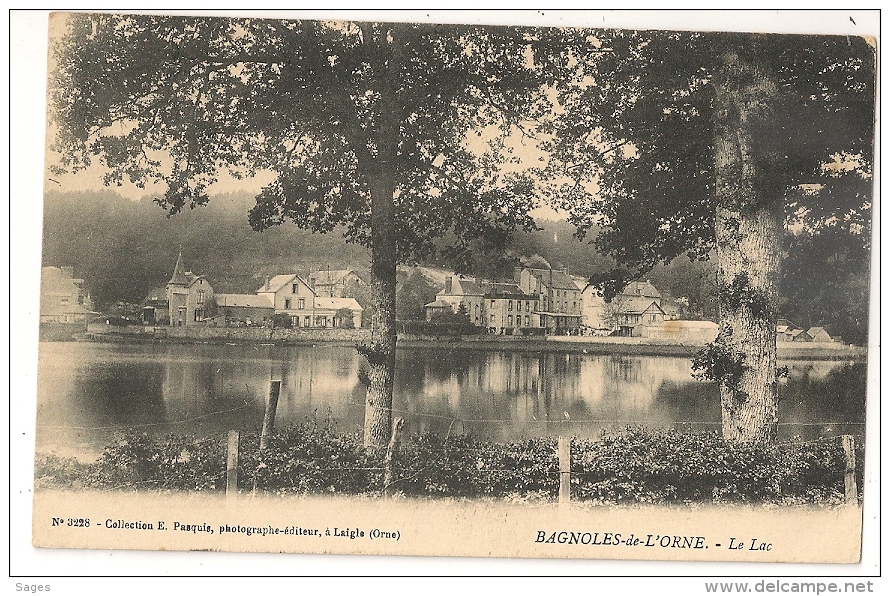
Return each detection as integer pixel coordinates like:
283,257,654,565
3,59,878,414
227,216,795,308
48,326,867,361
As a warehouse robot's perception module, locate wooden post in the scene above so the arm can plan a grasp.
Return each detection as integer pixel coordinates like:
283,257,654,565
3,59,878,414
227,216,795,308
226,430,240,504
842,434,858,505
259,380,282,451
558,436,571,505
383,417,405,497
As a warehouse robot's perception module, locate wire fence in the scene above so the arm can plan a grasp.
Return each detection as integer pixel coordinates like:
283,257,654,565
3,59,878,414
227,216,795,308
36,385,867,431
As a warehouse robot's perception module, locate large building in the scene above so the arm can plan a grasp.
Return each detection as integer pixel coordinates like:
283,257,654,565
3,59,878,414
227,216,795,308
516,267,582,334
482,282,540,335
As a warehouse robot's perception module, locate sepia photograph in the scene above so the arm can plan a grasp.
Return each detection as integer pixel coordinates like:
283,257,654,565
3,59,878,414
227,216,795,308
10,8,880,583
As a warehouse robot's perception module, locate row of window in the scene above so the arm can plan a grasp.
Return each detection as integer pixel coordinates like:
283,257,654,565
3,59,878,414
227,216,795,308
551,290,579,299
290,315,340,328
490,314,534,328
491,300,537,312
283,298,306,309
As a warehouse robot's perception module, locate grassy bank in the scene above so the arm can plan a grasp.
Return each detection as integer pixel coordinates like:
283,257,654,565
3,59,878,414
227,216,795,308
34,426,862,505
71,326,867,360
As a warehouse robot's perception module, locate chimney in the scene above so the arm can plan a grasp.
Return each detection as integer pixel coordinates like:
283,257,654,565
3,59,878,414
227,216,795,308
444,277,452,294
264,276,270,291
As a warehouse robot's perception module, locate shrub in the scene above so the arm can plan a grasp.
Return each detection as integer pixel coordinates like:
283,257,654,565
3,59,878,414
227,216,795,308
34,427,857,505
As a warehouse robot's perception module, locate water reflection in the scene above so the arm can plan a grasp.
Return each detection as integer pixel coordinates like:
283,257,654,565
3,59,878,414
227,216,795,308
35,342,866,456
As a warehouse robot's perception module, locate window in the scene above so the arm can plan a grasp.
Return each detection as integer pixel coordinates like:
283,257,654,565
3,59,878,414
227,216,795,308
525,301,530,312
508,300,513,311
304,315,311,327
292,316,299,327
293,283,298,294
524,315,530,326
507,315,513,326
491,300,495,308
284,298,291,309
298,298,305,310
197,290,206,303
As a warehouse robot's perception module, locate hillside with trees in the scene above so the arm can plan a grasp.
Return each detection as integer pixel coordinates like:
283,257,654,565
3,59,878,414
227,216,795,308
41,190,371,307
42,188,867,344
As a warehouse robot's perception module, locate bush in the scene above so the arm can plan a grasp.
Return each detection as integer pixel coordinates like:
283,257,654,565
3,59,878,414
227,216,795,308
33,427,857,505
397,320,483,336
272,313,293,329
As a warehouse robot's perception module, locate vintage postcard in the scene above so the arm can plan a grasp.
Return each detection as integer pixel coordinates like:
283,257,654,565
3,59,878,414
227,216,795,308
16,9,878,574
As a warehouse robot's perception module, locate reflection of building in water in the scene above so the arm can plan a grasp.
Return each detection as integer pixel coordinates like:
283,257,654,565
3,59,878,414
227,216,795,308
411,352,704,433
780,360,844,381
38,343,866,452
276,346,360,425
578,356,694,412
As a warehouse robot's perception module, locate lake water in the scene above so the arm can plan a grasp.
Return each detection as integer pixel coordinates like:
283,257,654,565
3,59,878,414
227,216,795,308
35,342,867,456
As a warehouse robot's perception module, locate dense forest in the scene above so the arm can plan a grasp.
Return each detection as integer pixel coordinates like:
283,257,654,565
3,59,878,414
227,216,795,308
41,190,870,344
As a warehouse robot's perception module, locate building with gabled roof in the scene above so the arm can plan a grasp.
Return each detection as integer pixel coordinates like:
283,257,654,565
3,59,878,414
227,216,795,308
313,297,363,328
437,275,485,326
215,293,274,326
40,266,95,323
424,299,454,321
257,274,316,327
256,273,363,328
166,253,213,327
140,286,169,325
807,326,834,343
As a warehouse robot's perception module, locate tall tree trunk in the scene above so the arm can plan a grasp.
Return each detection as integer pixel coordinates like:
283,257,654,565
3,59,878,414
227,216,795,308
364,175,397,447
362,24,402,447
712,45,783,444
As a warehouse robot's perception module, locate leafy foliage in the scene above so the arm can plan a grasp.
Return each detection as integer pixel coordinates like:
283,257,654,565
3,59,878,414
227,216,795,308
35,427,857,505
50,14,551,264
692,342,748,393
395,269,438,320
545,30,874,282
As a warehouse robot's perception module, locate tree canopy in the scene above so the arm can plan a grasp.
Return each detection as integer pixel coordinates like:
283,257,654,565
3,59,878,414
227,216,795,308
544,29,874,442
50,12,562,446
546,30,874,299
51,14,555,261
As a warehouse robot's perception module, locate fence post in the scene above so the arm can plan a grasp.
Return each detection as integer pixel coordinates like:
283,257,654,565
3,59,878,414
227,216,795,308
841,434,858,505
383,417,405,497
558,436,571,505
226,430,240,505
259,380,282,451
